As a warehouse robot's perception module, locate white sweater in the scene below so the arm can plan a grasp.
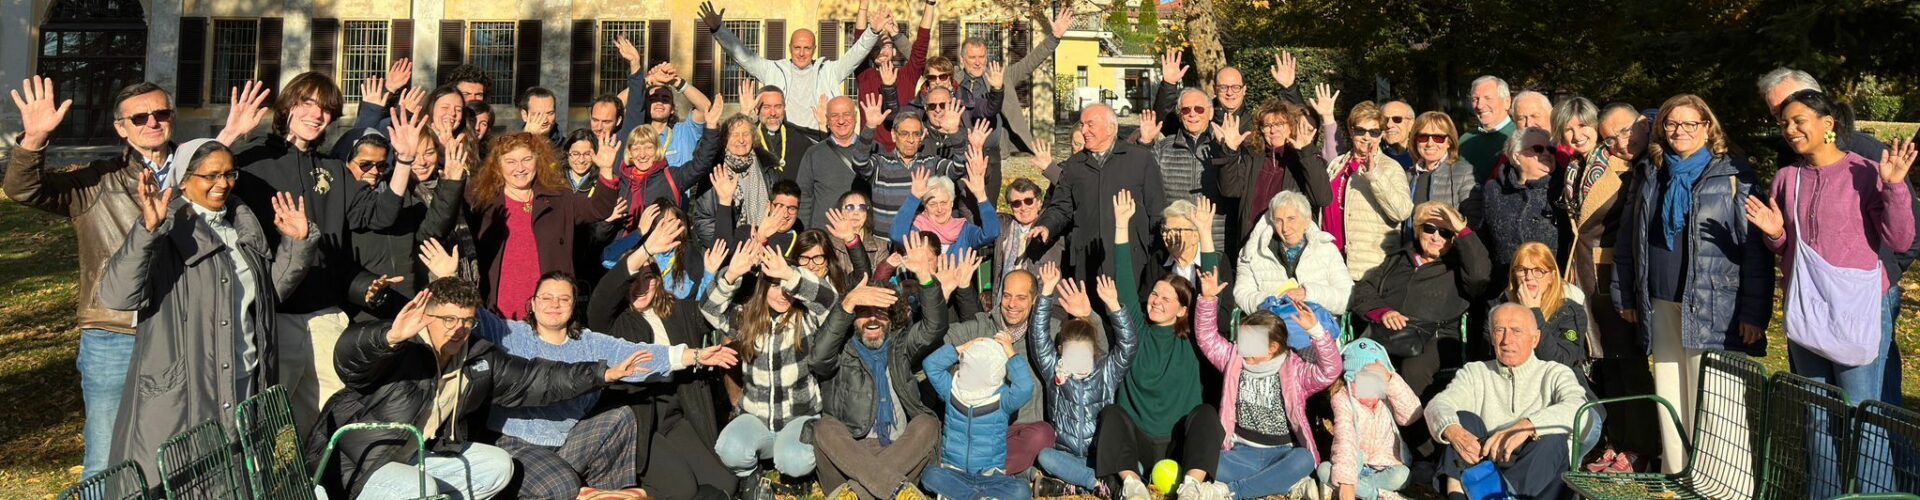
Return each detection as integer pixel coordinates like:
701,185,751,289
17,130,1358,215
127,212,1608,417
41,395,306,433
715,26,879,130
1425,355,1591,441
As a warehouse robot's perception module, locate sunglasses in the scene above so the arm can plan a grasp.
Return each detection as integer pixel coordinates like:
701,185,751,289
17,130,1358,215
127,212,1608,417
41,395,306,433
1415,133,1448,144
842,203,869,212
1386,115,1411,124
1353,127,1383,138
1418,223,1455,239
120,109,176,127
1008,196,1038,208
927,73,953,82
926,101,953,111
1179,106,1209,116
1526,144,1550,155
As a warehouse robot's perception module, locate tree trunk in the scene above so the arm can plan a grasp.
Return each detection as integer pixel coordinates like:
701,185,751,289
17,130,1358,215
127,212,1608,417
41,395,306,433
1181,0,1228,93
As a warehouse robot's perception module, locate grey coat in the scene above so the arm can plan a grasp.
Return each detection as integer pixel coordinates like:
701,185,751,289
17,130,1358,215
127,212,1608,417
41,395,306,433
98,199,315,483
1409,157,1484,225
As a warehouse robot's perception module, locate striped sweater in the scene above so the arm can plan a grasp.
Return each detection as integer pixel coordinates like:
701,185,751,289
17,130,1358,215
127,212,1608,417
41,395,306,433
869,151,965,237
701,269,837,428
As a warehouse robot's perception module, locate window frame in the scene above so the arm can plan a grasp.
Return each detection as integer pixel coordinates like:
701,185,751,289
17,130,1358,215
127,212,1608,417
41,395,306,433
208,18,261,105
466,20,519,105
338,20,392,104
598,20,650,99
719,19,763,105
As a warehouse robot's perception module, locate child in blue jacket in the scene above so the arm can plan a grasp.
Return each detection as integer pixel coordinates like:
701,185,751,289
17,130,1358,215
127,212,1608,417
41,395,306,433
921,338,1036,499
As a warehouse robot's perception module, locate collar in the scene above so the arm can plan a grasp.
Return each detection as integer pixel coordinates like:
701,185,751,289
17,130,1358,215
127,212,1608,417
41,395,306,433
1481,116,1513,133
831,133,858,147
1415,154,1451,173
189,202,231,226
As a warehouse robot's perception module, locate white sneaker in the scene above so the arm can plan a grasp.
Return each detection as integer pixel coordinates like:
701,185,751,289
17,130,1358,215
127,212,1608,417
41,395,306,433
1286,476,1321,500
1121,476,1152,500
1202,480,1235,500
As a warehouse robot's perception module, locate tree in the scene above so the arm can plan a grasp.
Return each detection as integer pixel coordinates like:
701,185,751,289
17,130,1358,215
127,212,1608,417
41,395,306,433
1178,0,1228,94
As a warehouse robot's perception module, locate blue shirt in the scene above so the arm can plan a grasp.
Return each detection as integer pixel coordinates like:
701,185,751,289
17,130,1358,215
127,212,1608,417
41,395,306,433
660,120,706,169
478,314,676,447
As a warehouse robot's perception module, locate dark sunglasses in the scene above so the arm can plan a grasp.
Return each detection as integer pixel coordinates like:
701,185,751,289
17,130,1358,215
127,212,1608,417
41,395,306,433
1526,144,1550,155
1008,196,1038,208
1418,223,1455,239
842,203,869,212
926,101,953,111
1353,127,1384,138
1415,133,1448,144
1179,106,1209,116
121,109,176,127
1386,116,1410,124
927,73,953,82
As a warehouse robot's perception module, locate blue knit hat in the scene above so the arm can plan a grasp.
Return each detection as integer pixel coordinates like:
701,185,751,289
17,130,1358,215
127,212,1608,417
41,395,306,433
1340,338,1395,383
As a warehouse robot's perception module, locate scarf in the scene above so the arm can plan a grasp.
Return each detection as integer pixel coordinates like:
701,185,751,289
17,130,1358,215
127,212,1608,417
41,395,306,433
1249,150,1291,224
1659,150,1712,249
1324,158,1360,251
1564,149,1609,212
853,337,895,445
726,154,770,227
914,212,967,245
625,159,679,207
1241,353,1285,375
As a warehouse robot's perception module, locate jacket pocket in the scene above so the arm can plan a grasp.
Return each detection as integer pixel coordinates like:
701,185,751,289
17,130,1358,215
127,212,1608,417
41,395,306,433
138,360,186,402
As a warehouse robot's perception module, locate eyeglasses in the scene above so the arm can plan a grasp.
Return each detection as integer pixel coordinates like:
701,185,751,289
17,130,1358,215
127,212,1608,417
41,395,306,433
120,109,176,127
1415,133,1449,144
1663,120,1708,133
927,73,952,82
1385,116,1411,124
535,294,575,304
1179,106,1209,116
1418,223,1455,239
1216,84,1246,93
796,254,829,266
1353,127,1383,138
842,203,869,212
1515,266,1553,277
426,313,477,329
188,171,240,182
926,101,953,111
1008,196,1038,208
894,129,926,139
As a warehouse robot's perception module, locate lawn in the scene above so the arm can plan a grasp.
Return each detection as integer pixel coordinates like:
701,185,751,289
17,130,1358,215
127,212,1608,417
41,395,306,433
2,149,1916,497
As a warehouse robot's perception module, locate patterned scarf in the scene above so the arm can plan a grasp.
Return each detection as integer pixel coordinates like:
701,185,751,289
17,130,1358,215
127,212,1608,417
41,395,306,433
726,154,770,227
1563,149,1610,212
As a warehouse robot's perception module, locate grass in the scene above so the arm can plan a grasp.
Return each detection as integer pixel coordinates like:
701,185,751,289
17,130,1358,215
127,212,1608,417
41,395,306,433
2,147,1915,497
1860,120,1920,144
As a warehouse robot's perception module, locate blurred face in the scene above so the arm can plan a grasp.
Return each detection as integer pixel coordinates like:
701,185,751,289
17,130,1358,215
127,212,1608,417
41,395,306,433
182,151,237,211
1778,101,1834,156
826,97,857,140
758,91,787,128
413,139,441,181
1000,273,1036,326
1178,92,1212,135
1513,258,1553,296
1414,122,1451,164
433,94,465,132
1008,188,1042,225
1415,219,1453,258
1259,113,1290,149
1662,105,1709,158
1515,133,1554,180
894,118,927,157
1601,109,1649,161
1350,118,1382,156
285,92,336,143
963,44,988,76
423,303,478,354
1161,215,1199,258
1145,281,1183,326
346,143,389,185
1490,307,1541,367
1216,68,1246,110
767,194,799,232
726,122,755,157
531,279,576,331
1562,116,1599,155
1381,102,1415,147
1514,96,1551,131
456,82,486,103
790,30,817,69
521,96,556,135
1470,81,1509,128
589,103,620,136
797,245,830,280
112,91,173,151
1271,206,1308,247
566,141,595,174
498,146,538,191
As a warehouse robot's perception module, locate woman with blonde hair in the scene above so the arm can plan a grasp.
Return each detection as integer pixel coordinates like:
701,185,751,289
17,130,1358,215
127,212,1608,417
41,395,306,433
1501,242,1590,369
1326,100,1414,281
1407,112,1480,225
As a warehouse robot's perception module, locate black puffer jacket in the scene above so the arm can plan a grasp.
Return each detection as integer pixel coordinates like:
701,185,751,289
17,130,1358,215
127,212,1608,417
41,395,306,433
806,282,949,438
1349,234,1493,337
308,315,607,498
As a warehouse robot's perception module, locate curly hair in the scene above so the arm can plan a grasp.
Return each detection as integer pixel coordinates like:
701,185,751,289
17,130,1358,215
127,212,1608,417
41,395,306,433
467,132,571,207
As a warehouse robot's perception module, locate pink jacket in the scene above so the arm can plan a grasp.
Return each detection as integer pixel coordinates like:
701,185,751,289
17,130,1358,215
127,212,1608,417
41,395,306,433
1194,297,1343,461
1329,373,1422,486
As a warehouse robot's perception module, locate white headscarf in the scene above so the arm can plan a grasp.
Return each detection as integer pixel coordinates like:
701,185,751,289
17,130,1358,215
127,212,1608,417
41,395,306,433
166,138,221,192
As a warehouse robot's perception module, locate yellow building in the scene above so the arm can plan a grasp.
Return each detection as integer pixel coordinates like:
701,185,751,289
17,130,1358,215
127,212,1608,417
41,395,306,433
1054,25,1154,118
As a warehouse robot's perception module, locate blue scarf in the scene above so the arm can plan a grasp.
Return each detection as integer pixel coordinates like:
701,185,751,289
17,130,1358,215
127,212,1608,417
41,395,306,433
852,337,896,445
1659,150,1712,249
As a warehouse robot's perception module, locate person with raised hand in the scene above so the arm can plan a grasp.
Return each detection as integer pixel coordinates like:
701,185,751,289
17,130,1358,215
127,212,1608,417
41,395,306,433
795,94,885,229
1218,98,1334,238
702,0,884,130
463,131,621,322
1327,100,1415,282
1138,86,1242,259
1026,262,1135,495
340,105,468,322
98,139,318,486
614,35,715,169
856,0,937,110
1036,103,1168,286
888,144,1001,257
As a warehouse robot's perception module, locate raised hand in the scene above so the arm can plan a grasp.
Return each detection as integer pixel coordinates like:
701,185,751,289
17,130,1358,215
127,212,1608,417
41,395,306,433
1743,195,1785,240
1050,5,1075,38
364,275,405,304
1199,269,1228,299
1137,110,1160,144
871,9,896,33
706,89,727,126
387,107,427,161
840,282,900,312
1038,261,1062,296
1194,194,1217,252
758,245,797,280
710,168,739,205
135,169,176,232
1288,294,1318,331
936,99,964,132
860,92,890,130
902,232,937,279
723,240,761,281
604,198,631,224
1310,83,1340,125
987,61,1006,90
442,137,469,181
1058,278,1094,319
1881,139,1917,185
384,58,414,93
738,79,758,112
814,95,829,130
964,146,989,200
360,76,390,106
594,130,623,172
1214,114,1248,151
967,118,993,150
635,203,662,236
1031,140,1053,172
1095,275,1122,312
398,86,427,116
615,35,644,74
826,208,861,242
700,244,730,276
386,290,434,345
645,62,674,86
1269,51,1297,89
271,192,311,241
642,213,684,255
1160,48,1189,85
418,238,461,280
910,166,932,199
697,2,726,33
604,349,657,383
218,80,273,146
1112,189,1136,228
878,57,899,86
12,76,73,150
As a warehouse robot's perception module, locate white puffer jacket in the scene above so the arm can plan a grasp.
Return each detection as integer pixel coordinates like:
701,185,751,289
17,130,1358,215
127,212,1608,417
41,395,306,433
1235,216,1354,315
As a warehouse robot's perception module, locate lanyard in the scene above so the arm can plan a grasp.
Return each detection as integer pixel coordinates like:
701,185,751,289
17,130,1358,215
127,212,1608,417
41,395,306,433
759,126,787,169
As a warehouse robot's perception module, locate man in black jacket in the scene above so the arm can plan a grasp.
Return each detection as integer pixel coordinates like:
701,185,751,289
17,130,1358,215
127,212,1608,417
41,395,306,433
750,84,827,181
310,277,650,499
1034,104,1168,286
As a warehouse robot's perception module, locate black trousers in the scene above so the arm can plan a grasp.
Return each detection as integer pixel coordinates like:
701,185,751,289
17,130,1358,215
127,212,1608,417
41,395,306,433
1391,335,1467,463
1094,404,1225,479
639,419,734,500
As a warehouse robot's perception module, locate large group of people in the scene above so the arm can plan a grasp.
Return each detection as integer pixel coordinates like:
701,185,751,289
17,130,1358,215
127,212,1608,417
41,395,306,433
7,0,1917,498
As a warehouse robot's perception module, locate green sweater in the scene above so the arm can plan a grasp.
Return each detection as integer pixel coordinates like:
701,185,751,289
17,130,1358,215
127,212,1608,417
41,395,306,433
1116,249,1218,438
1460,120,1515,182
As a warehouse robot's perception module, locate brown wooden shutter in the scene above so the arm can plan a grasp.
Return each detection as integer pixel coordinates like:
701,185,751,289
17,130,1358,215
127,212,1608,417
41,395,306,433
515,20,543,97
177,17,207,106
817,20,841,60
647,20,672,72
763,19,785,60
569,20,596,105
1011,22,1032,106
390,19,413,64
939,20,960,58
692,22,715,96
437,20,466,84
258,18,284,92
310,18,340,80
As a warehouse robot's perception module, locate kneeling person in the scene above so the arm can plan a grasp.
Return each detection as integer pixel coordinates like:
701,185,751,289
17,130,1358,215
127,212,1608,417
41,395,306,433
808,278,950,499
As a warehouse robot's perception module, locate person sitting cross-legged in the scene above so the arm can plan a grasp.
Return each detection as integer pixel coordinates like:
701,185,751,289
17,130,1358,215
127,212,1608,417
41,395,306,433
1423,303,1591,500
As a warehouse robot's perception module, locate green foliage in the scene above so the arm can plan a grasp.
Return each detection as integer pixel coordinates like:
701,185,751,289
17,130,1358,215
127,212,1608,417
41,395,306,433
1227,46,1346,109
1137,2,1160,33
1859,96,1907,121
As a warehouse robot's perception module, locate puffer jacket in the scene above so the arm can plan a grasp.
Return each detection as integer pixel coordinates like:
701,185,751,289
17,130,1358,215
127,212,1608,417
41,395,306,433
1329,149,1414,280
1408,156,1483,225
1611,154,1774,355
3,145,153,334
1029,295,1137,457
808,281,948,439
1194,296,1342,460
1235,216,1353,315
923,344,1036,475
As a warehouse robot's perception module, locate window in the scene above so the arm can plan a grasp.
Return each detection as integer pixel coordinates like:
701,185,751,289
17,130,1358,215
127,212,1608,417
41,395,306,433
468,21,517,105
209,20,259,104
339,21,390,103
39,0,147,144
720,20,761,103
964,22,1005,63
599,21,648,98
1077,66,1089,88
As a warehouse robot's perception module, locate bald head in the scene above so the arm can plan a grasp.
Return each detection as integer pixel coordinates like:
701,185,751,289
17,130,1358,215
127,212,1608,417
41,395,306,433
1513,91,1552,131
1080,104,1118,153
790,29,818,69
1216,67,1246,110
825,96,857,140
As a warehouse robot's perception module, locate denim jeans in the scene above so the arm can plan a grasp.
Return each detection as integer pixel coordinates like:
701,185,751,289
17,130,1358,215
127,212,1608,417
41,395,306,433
1035,448,1098,490
714,414,818,477
1215,444,1316,499
1316,461,1410,499
1881,287,1904,406
1789,287,1900,498
77,329,135,477
355,443,515,500
920,465,1031,500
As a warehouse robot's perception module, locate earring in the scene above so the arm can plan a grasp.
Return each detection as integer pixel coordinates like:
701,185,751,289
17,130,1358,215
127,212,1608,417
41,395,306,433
1825,131,1837,145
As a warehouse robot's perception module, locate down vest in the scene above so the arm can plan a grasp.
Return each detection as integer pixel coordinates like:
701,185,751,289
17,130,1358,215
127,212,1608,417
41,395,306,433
1610,154,1775,355
1028,295,1137,457
1235,217,1354,315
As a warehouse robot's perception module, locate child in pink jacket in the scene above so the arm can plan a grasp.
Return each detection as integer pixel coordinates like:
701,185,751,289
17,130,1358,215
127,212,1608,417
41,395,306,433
1317,338,1422,500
